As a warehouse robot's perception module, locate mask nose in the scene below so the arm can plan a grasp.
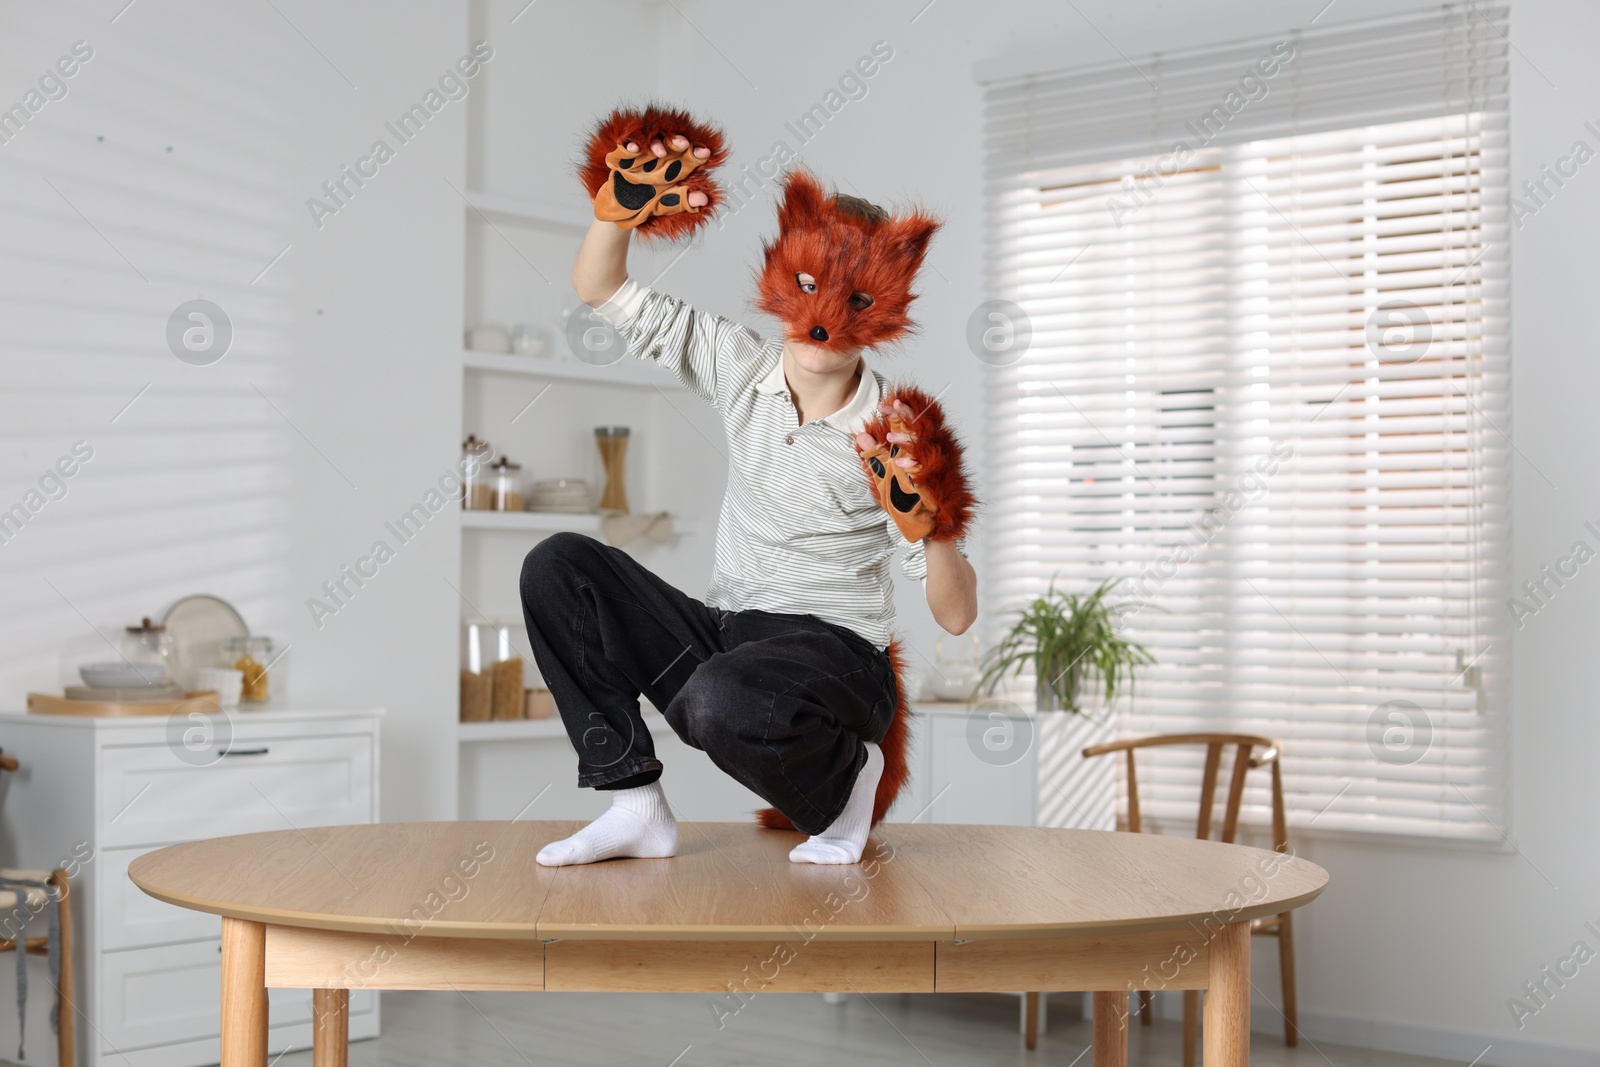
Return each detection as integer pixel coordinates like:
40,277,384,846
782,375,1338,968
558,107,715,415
809,325,829,342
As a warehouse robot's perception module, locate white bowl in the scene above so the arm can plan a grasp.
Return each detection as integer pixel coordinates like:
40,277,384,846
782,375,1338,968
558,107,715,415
80,662,171,688
194,667,244,709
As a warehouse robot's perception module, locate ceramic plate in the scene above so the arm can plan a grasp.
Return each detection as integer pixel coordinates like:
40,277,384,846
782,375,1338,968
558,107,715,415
79,662,171,688
161,594,249,689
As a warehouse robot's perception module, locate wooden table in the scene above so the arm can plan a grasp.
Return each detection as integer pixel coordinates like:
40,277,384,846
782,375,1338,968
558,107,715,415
128,821,1327,1066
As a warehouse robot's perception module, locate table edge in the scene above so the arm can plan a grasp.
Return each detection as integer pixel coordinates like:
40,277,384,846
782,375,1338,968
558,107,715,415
128,876,1327,943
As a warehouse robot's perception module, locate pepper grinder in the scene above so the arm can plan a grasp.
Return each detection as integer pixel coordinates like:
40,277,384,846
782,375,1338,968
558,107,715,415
594,426,630,513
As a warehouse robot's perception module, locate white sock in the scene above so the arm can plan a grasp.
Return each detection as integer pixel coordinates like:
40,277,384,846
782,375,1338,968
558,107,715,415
789,741,883,865
535,780,679,866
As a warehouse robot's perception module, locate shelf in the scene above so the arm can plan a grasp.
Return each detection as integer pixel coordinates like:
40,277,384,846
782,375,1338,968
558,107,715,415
458,714,676,743
462,510,599,533
457,718,569,742
462,350,685,391
463,190,591,231
461,510,700,536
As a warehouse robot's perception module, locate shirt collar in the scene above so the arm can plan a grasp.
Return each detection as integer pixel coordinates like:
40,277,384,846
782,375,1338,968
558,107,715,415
756,345,883,432
754,347,788,394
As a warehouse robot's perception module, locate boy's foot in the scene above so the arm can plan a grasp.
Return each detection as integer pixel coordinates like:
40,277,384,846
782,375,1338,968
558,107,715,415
789,741,883,865
536,780,679,866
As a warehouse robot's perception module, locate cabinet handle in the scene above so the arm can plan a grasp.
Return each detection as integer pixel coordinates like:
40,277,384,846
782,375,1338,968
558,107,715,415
221,746,270,757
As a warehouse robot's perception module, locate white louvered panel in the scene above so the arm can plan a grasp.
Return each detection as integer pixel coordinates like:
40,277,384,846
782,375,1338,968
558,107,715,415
979,4,1510,841
983,6,1509,171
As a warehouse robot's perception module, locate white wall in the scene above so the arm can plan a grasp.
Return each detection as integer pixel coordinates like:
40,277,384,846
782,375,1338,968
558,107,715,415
656,1,1598,1063
0,0,470,823
276,2,470,825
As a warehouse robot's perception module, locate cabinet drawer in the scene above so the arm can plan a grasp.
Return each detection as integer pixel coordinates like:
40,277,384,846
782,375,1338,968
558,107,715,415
99,941,375,1052
99,733,374,848
100,847,221,950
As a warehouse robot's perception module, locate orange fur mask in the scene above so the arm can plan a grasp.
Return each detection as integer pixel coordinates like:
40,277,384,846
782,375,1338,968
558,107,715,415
754,167,941,352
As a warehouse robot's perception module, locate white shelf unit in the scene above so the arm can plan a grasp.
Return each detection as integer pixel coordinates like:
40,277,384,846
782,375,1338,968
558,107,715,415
462,509,600,532
458,715,679,744
458,718,569,742
456,163,720,820
462,349,685,390
461,508,700,536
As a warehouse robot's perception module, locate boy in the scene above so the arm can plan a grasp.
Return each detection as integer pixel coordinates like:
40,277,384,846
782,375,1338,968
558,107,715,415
521,107,976,867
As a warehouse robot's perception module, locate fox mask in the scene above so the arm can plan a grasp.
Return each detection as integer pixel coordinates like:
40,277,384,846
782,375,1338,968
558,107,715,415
754,167,941,353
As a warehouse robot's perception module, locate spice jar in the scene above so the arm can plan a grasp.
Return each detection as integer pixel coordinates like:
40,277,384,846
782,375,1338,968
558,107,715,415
489,457,525,512
227,635,275,703
462,436,494,510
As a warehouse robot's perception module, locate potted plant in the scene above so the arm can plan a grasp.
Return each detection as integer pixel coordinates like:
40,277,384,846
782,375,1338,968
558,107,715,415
967,577,1154,833
973,576,1154,713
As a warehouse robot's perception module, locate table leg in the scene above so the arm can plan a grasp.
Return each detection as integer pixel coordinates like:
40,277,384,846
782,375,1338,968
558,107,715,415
220,917,267,1067
1204,921,1251,1066
1183,989,1198,1067
1022,992,1041,1049
1092,991,1128,1066
313,989,349,1067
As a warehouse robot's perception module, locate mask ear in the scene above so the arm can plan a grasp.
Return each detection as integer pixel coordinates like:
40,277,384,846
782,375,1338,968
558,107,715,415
891,210,942,270
777,166,829,231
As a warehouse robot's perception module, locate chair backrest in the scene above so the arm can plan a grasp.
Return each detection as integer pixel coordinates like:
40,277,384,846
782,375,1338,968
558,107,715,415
1082,732,1289,853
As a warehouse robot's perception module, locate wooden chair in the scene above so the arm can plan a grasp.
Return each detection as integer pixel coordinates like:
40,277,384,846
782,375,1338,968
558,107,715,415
1020,733,1297,1065
0,750,77,1067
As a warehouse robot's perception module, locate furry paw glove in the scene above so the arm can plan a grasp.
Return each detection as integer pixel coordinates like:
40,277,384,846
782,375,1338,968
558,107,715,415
578,104,728,241
856,384,975,544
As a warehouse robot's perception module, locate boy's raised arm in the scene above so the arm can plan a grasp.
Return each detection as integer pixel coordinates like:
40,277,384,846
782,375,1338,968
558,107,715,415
571,105,739,405
572,217,634,310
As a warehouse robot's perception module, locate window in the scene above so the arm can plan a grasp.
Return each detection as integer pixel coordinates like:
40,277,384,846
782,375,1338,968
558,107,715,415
980,4,1510,840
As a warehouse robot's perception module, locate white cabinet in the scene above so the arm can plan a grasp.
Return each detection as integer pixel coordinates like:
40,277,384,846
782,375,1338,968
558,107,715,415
0,708,382,1067
883,704,1116,830
883,704,1037,826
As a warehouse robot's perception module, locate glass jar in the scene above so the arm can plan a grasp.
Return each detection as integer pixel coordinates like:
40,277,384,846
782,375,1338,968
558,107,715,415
461,619,518,674
490,457,524,512
227,635,276,704
81,618,174,688
462,436,494,510
594,426,630,513
461,619,525,722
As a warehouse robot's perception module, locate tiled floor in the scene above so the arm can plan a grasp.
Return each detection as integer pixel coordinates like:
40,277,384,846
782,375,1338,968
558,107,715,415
282,990,1459,1067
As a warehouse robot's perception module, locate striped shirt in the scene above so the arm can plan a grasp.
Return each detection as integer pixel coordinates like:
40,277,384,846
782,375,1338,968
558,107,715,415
595,276,932,649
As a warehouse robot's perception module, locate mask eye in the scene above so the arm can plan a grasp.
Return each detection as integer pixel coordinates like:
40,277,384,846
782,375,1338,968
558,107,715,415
796,272,818,295
848,292,875,311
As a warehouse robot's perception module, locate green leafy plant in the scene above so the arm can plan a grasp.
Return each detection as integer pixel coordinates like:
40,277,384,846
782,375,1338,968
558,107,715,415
974,576,1155,712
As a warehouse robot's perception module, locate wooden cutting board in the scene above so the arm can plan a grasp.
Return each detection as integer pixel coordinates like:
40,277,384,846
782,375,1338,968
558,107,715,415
27,691,221,717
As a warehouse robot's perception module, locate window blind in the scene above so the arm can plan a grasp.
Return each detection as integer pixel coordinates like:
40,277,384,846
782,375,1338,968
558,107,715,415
979,4,1510,841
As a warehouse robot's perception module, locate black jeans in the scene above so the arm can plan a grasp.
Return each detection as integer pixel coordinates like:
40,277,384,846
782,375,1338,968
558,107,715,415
519,532,898,836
